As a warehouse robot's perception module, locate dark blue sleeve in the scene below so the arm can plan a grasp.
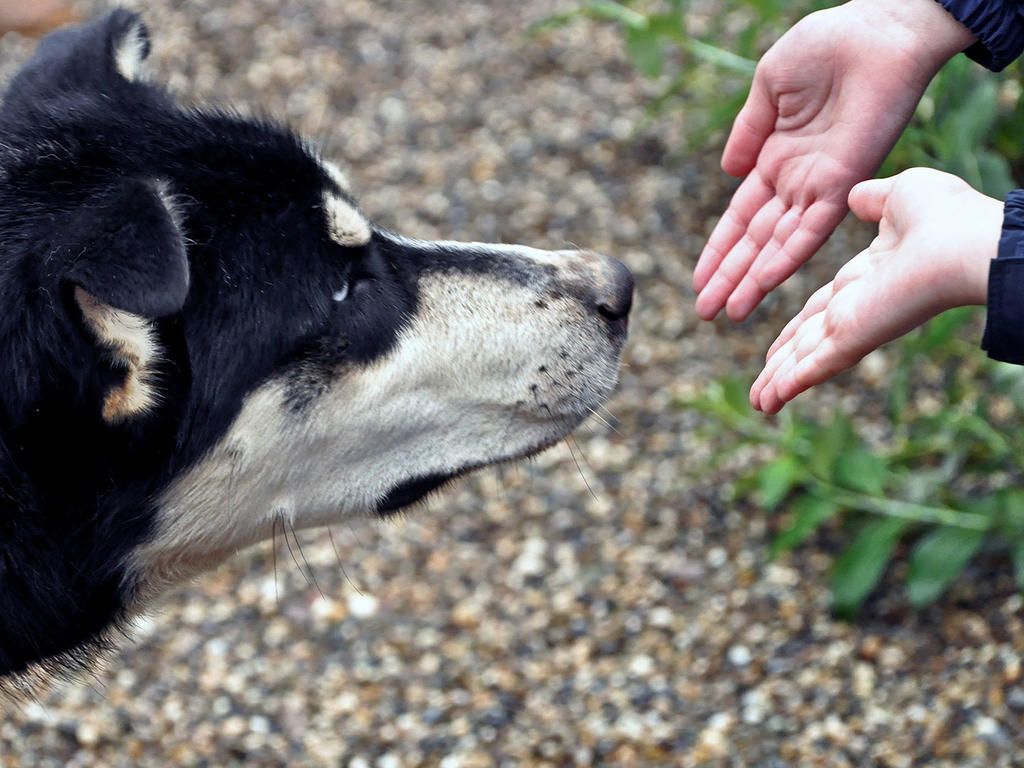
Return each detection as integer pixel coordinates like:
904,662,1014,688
982,189,1024,364
936,0,1024,70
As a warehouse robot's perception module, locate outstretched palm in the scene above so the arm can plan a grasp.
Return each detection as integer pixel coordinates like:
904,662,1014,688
750,169,1001,414
693,1,973,321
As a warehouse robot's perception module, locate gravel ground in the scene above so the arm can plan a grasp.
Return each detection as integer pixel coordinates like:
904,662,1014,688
1,1,1023,765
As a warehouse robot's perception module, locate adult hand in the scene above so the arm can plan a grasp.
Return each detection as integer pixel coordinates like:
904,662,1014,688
750,169,1002,414
693,0,976,322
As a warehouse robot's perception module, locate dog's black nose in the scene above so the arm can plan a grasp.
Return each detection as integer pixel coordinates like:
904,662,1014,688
596,257,634,324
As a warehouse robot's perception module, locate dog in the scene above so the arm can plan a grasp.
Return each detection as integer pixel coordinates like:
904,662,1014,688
0,9,632,688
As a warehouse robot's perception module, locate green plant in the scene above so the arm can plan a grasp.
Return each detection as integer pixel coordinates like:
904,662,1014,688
886,55,1022,199
683,309,1024,614
539,0,1024,612
532,0,828,148
537,0,1024,196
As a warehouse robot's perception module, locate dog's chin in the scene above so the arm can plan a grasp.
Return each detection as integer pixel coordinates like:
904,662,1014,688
375,416,591,515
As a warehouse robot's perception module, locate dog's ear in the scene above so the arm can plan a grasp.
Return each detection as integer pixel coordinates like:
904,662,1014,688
61,177,187,424
4,9,152,109
61,177,189,318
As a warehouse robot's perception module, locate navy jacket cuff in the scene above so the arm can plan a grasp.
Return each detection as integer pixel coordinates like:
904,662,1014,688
936,0,1024,71
983,189,1024,364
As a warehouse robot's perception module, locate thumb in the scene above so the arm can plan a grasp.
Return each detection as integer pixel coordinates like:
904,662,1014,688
848,177,896,223
721,74,776,178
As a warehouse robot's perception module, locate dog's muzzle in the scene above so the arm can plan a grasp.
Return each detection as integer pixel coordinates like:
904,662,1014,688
593,255,634,334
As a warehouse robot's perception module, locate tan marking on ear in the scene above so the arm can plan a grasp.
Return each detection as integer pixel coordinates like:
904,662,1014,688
114,21,147,81
325,194,371,247
75,288,160,424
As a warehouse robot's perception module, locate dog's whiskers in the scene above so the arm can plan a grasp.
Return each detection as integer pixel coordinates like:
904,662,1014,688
536,397,599,503
594,402,621,425
285,519,324,600
328,526,365,597
347,521,368,550
271,513,281,607
586,406,621,436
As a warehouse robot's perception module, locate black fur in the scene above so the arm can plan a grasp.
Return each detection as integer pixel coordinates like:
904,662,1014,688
0,10,419,683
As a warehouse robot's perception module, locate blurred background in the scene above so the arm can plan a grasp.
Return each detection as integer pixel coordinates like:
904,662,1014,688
1,0,1023,765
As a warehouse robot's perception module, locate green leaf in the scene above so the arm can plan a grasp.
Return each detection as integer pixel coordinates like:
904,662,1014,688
958,413,1013,457
757,455,803,511
684,38,757,76
646,12,684,40
835,445,887,496
887,362,910,424
582,0,649,29
995,490,1024,538
1013,540,1024,592
831,517,909,617
810,412,853,481
770,495,839,559
906,526,985,607
625,26,664,78
976,150,1016,200
526,11,582,35
720,376,752,416
916,308,977,354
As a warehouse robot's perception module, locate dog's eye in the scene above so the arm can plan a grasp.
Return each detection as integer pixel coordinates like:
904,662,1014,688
332,283,349,303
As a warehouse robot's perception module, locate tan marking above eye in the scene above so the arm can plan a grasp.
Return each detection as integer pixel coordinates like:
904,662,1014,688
325,194,371,247
75,288,160,424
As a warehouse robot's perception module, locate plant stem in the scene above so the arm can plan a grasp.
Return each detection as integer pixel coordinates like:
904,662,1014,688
818,483,992,531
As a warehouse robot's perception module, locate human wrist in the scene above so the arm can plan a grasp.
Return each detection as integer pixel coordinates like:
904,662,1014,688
955,193,1002,307
850,0,976,69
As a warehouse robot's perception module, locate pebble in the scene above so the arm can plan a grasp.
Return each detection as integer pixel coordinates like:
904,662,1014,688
347,592,379,619
0,1,1016,766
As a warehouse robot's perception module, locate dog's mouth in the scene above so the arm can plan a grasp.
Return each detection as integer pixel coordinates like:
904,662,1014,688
375,421,586,515
377,471,461,513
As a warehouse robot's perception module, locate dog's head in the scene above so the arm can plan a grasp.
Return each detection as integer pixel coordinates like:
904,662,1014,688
0,10,631,683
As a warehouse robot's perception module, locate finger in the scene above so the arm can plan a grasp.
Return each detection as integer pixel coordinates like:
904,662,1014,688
753,325,806,411
773,338,847,407
694,172,774,293
765,281,834,360
727,270,769,322
752,333,800,409
755,201,846,293
697,197,786,320
696,236,754,320
757,348,797,414
765,247,874,358
848,177,896,223
726,205,804,321
761,315,828,413
721,73,776,178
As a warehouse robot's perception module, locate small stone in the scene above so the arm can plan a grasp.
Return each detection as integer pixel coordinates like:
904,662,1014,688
75,721,100,747
727,645,751,667
975,716,1001,738
706,548,728,568
629,655,654,676
347,592,379,619
1007,687,1024,712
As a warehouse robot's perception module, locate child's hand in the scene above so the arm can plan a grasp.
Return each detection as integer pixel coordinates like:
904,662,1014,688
750,168,1002,414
